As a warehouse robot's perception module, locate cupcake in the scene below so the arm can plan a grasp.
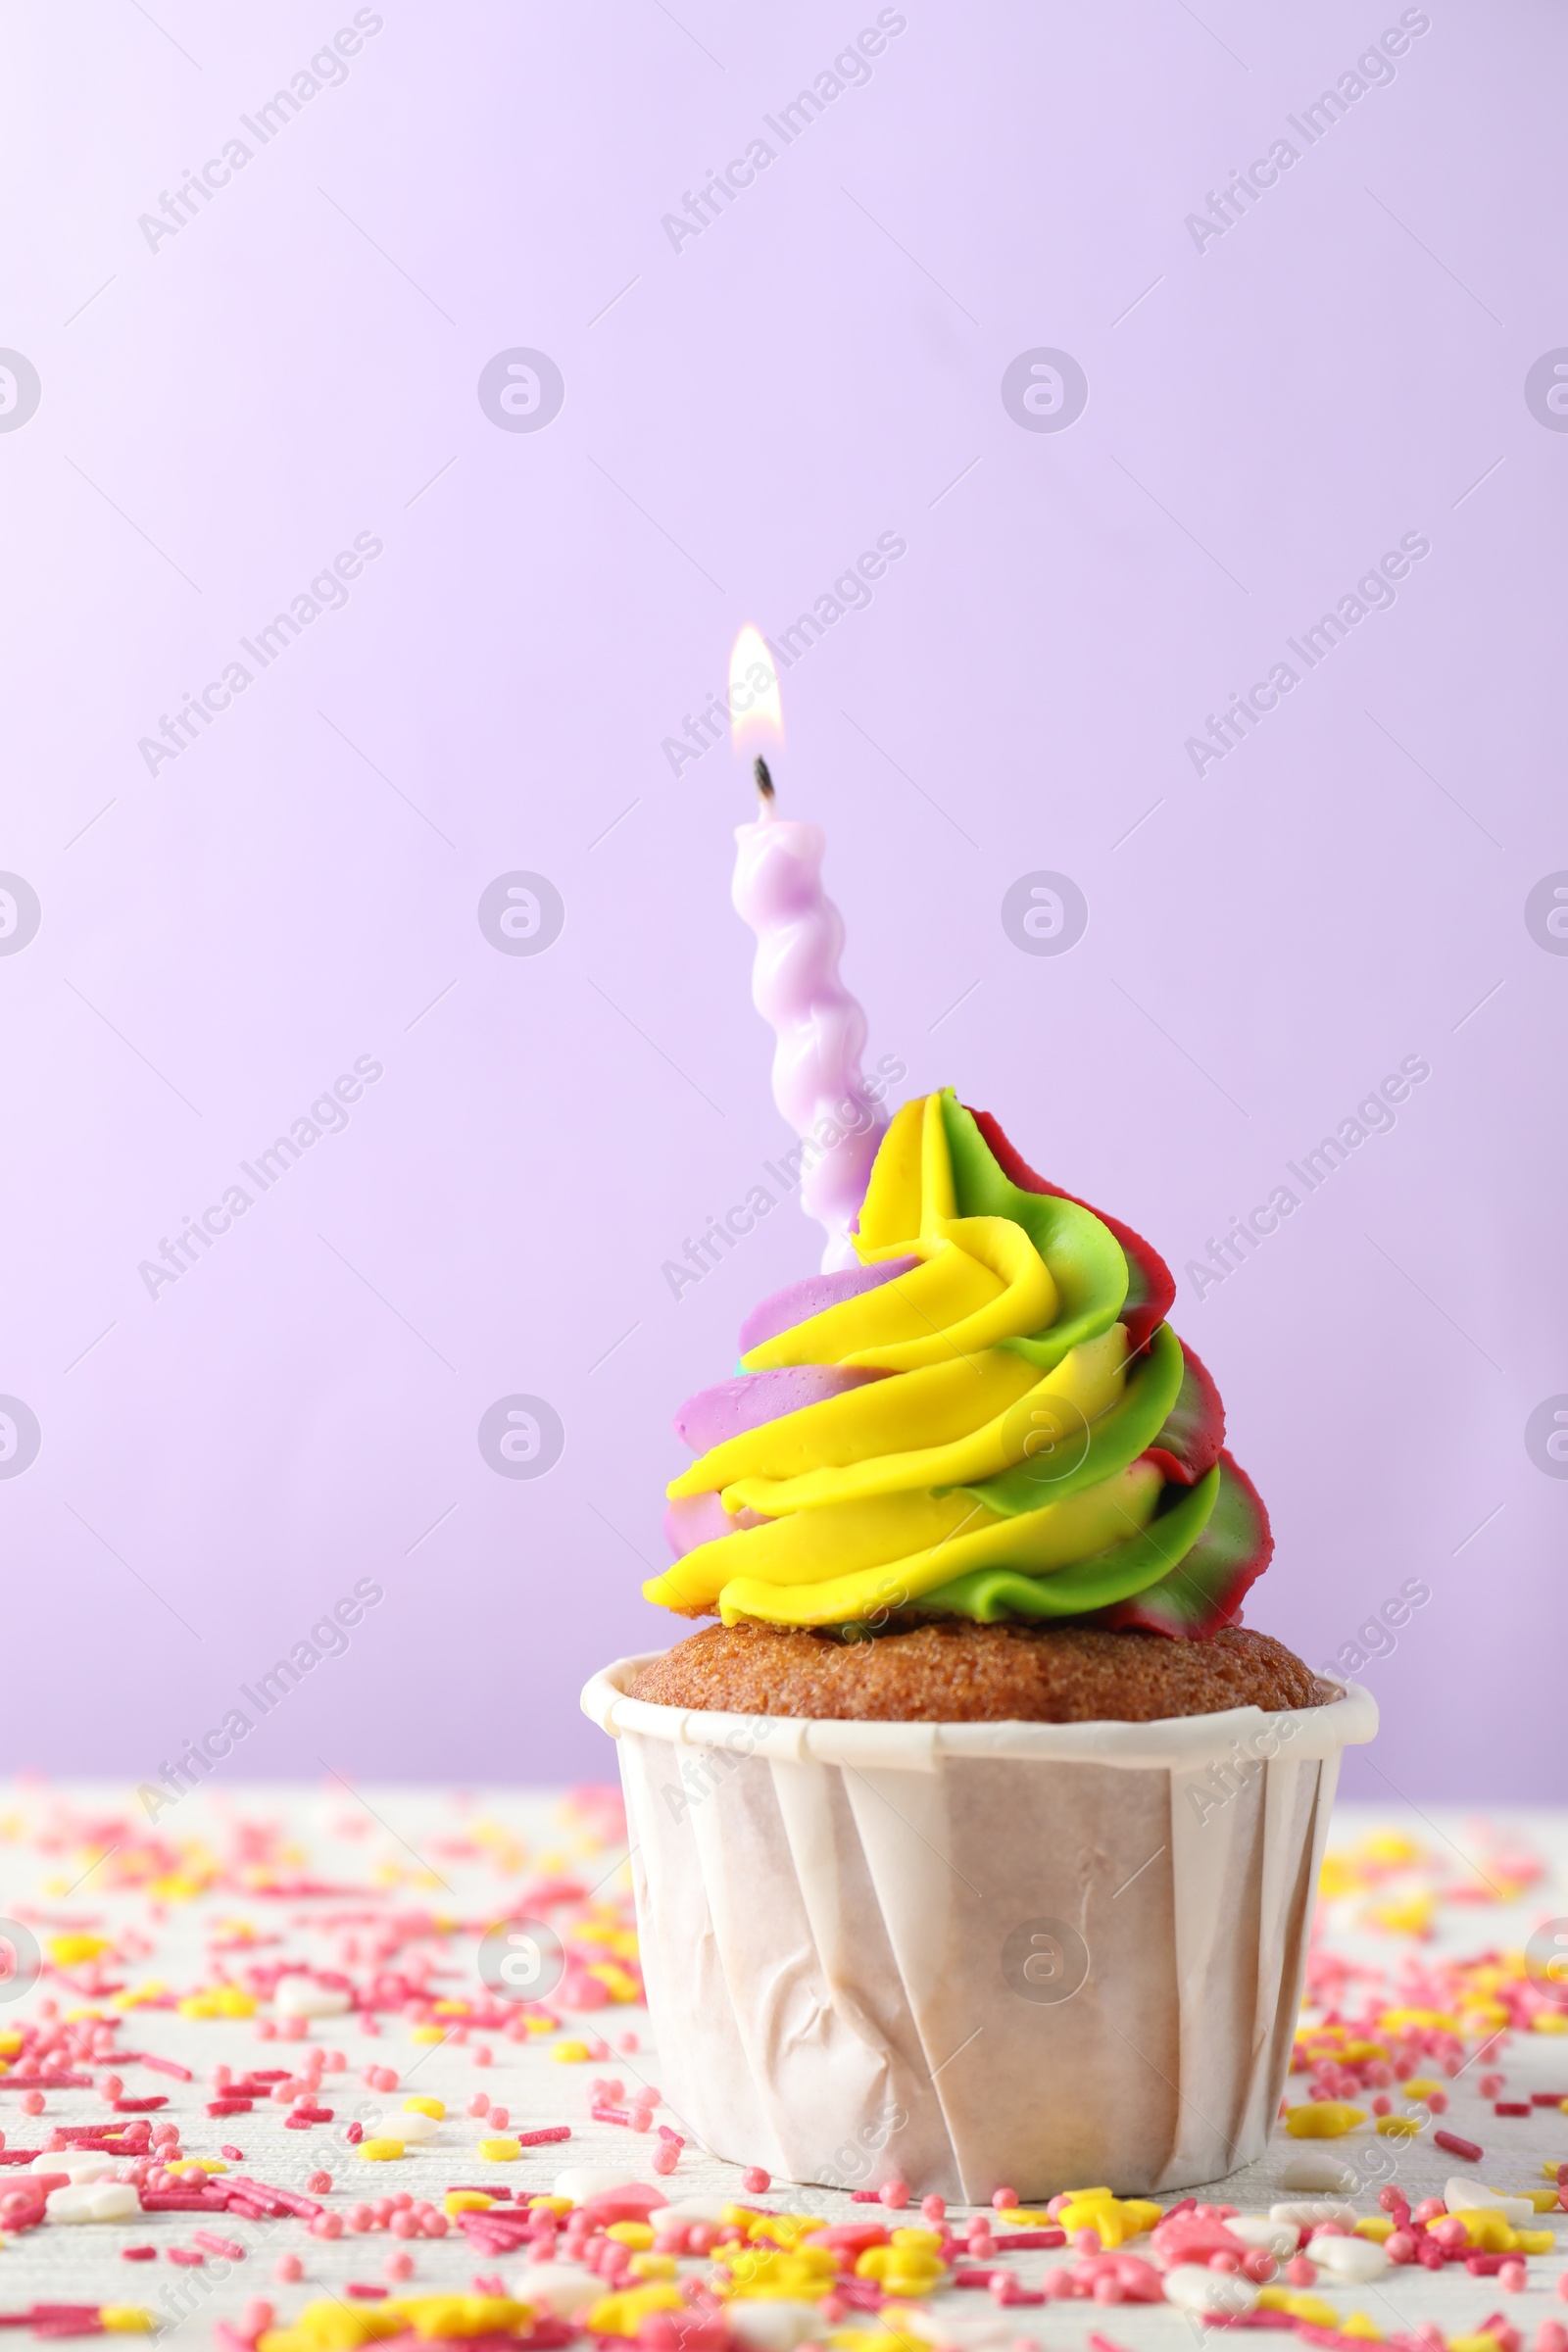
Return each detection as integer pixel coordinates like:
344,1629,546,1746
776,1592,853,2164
583,1089,1375,2199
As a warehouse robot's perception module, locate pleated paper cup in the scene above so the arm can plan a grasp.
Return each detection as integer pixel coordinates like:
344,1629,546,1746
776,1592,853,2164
582,1653,1376,2203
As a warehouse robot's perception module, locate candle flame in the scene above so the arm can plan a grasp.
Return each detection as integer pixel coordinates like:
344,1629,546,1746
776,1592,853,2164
729,624,783,760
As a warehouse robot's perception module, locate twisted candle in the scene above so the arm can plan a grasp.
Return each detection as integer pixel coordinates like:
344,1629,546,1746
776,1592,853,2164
731,760,884,1271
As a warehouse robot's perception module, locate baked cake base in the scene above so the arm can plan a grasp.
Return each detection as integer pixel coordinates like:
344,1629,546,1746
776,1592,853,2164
627,1618,1334,1723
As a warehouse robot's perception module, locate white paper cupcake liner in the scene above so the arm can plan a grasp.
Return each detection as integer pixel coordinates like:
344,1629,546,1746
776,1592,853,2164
582,1653,1376,2203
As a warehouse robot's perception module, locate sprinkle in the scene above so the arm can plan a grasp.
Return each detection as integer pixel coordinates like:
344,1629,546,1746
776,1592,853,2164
1435,2131,1485,2161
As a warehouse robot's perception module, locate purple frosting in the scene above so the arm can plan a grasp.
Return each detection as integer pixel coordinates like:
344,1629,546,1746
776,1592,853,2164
736,1255,920,1356
663,1491,768,1559
673,1365,879,1455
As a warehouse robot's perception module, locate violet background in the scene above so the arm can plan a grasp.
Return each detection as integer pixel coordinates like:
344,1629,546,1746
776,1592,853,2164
1,0,1560,1801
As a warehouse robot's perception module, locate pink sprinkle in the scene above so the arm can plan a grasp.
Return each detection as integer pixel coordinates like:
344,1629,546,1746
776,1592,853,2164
993,2186,1019,2210
384,2251,414,2281
467,2095,490,2119
472,2045,492,2068
617,2033,639,2054
1388,2231,1418,2263
1435,2130,1484,2161
391,2211,418,2239
1537,2325,1568,2352
310,2215,343,2240
243,2303,274,2336
221,2146,245,2162
306,2171,332,2194
99,2075,123,2101
922,2194,946,2223
1414,2197,1446,2224
487,2107,509,2131
651,2141,679,2176
742,2167,770,2194
880,2180,909,2210
1428,2089,1449,2113
1285,2257,1316,2287
1558,2276,1568,2307
1480,2074,1505,2098
256,2021,276,2041
19,2093,43,2116
1500,2261,1528,2293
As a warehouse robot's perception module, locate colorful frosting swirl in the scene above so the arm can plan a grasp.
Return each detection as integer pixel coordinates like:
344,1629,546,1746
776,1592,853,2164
646,1090,1272,1638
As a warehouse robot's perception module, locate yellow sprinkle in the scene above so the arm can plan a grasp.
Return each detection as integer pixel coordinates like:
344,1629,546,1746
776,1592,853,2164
1340,2316,1383,2340
177,1985,258,2020
1447,2212,1552,2253
1354,2218,1395,2241
1258,2292,1342,2327
167,2159,228,2177
357,2138,407,2161
606,2222,654,2248
48,1935,111,1966
527,2197,573,2216
854,2245,947,2296
627,2256,677,2280
746,2215,828,2248
1376,2116,1422,2136
550,2040,591,2063
586,2287,685,2338
1399,2078,1444,2097
384,2295,531,2340
721,2247,839,2301
1285,2101,1365,2137
99,2314,156,2334
444,2193,494,2216
404,2096,445,2120
1054,2192,1161,2246
826,2333,930,2352
477,2137,521,2162
1521,2188,1562,2211
409,2026,447,2042
431,2000,470,2016
1533,2013,1568,2034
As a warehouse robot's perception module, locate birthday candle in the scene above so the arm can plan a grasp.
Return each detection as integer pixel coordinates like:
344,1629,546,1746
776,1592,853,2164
728,627,883,1271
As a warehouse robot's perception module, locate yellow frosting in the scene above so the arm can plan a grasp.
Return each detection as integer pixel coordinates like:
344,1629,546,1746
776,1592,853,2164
647,1091,1190,1629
